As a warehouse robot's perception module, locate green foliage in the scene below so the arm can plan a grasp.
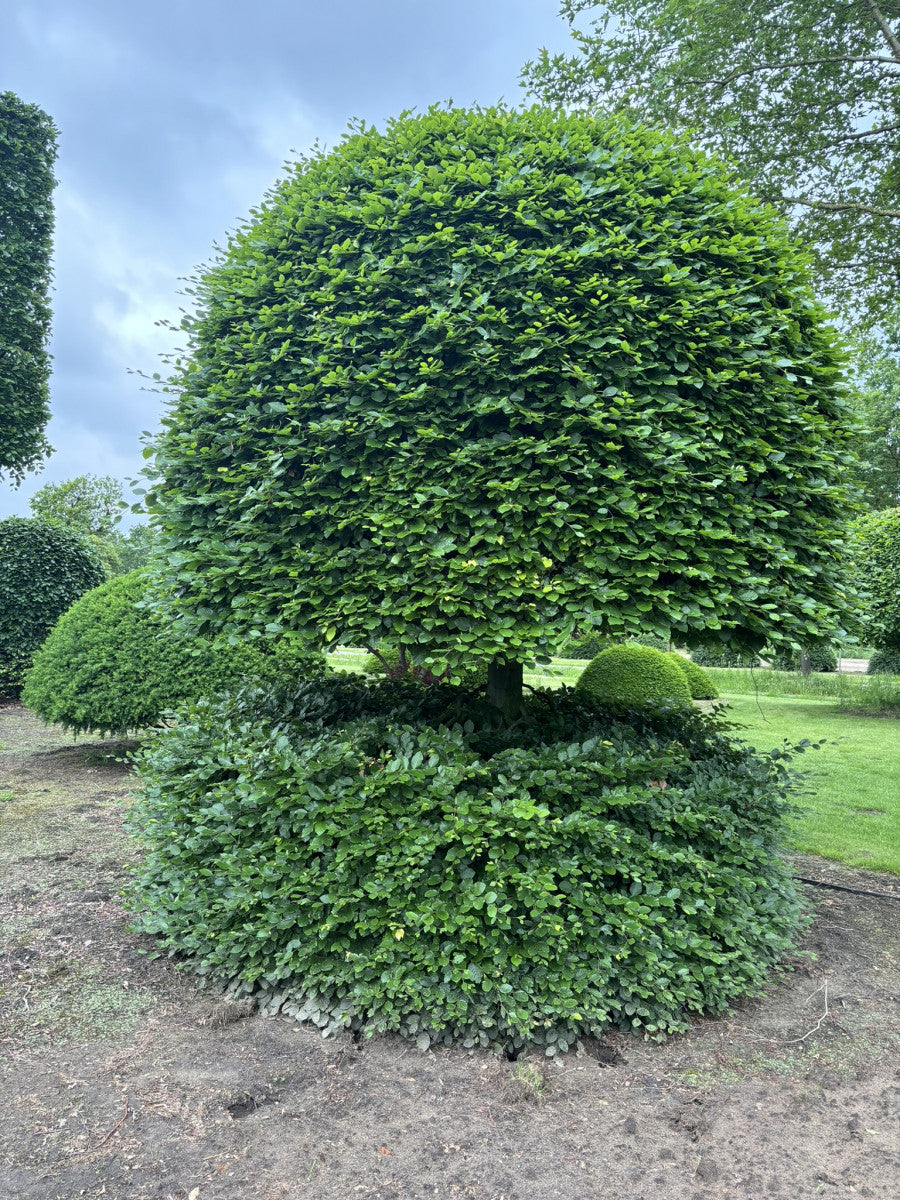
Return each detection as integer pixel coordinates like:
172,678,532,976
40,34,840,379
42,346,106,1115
665,652,718,700
557,631,611,660
575,645,692,708
849,508,900,651
22,570,327,736
363,644,488,688
143,104,855,683
114,523,157,574
29,474,122,537
690,645,761,669
767,644,838,673
867,647,900,675
0,94,57,484
0,518,105,697
127,677,806,1052
848,344,900,509
523,2,900,328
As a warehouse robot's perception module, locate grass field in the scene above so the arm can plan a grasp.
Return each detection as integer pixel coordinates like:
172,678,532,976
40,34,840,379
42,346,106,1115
328,649,899,873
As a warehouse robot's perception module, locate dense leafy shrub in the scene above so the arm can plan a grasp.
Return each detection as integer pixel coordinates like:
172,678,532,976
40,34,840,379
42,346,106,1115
767,644,838,673
867,648,900,675
0,518,105,697
689,645,761,669
362,644,488,689
144,104,855,711
21,570,326,735
665,652,718,700
849,508,900,652
575,645,692,708
128,676,806,1053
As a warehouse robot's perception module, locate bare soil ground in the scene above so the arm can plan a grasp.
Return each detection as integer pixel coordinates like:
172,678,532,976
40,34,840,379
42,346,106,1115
1,703,898,1200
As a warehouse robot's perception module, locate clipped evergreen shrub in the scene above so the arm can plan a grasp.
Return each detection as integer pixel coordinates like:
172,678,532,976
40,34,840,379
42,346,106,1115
127,677,807,1054
21,570,326,735
665,652,718,700
689,645,761,669
767,644,838,673
867,648,900,675
575,645,692,708
0,517,105,697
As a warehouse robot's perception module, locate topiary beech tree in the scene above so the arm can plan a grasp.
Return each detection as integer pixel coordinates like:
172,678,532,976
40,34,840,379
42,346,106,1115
145,105,857,716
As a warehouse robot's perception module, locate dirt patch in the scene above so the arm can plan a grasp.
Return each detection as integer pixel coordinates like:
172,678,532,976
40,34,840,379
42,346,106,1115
1,703,898,1199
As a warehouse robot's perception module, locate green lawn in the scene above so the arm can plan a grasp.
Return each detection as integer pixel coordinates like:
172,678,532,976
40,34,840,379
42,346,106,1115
721,694,900,874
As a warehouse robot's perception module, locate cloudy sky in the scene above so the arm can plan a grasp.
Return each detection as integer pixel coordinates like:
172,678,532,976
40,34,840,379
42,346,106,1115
0,0,574,522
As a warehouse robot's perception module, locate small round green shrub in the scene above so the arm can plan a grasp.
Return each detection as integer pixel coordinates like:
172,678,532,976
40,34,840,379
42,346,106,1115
665,653,718,700
22,570,326,735
689,645,761,668
575,645,692,708
0,517,106,697
127,677,806,1054
767,644,838,673
867,648,900,675
362,644,488,689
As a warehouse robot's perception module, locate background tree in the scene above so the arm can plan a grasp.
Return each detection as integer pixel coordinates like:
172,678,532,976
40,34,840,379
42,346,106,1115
0,93,57,484
29,473,125,576
145,105,856,715
522,1,900,329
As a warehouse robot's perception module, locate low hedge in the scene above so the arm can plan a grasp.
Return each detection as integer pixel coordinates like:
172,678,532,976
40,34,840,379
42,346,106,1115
22,570,326,735
127,676,806,1055
867,648,900,675
767,644,838,673
689,645,761,668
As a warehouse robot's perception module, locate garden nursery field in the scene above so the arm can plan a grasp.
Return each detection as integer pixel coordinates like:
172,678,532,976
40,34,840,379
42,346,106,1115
1,661,898,1200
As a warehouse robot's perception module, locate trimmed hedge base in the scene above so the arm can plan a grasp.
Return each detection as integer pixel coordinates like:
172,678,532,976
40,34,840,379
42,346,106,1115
128,677,807,1055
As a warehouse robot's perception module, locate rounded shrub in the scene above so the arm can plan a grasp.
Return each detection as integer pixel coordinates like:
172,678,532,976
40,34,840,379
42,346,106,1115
665,652,718,700
867,648,900,675
767,644,838,673
0,517,105,697
144,105,854,678
21,570,326,736
689,645,761,669
575,645,692,708
127,677,806,1053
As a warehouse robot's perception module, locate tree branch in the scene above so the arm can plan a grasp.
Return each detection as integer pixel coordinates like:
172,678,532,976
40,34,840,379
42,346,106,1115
861,0,900,60
831,122,900,143
697,54,900,87
784,195,900,218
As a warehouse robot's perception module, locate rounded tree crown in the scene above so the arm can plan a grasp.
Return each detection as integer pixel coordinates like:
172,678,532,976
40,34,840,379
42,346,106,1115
147,105,855,669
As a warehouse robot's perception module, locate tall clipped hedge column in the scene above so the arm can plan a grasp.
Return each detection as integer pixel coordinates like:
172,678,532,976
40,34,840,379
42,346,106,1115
145,105,856,715
850,507,900,652
0,93,57,485
0,518,105,696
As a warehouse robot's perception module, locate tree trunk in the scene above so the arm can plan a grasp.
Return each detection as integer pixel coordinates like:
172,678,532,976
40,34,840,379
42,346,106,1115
487,658,523,720
800,649,812,677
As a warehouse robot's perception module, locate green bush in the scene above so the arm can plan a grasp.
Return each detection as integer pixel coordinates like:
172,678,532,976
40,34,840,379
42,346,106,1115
665,652,718,700
867,648,900,675
21,570,326,736
362,644,488,689
767,644,838,673
849,508,900,651
0,517,105,697
689,645,761,669
127,677,806,1054
575,645,692,708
